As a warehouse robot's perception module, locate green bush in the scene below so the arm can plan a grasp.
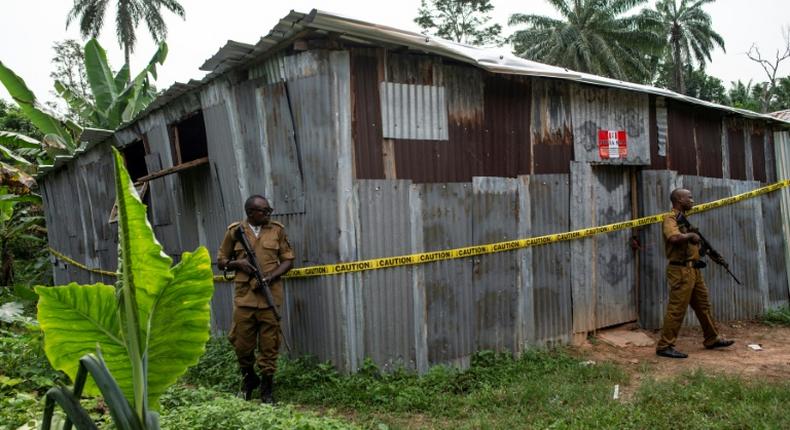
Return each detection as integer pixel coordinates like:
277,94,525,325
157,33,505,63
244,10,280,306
761,305,790,326
159,385,358,430
180,335,238,391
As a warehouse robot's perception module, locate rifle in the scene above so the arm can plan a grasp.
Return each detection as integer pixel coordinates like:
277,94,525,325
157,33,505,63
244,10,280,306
677,213,742,285
233,225,292,352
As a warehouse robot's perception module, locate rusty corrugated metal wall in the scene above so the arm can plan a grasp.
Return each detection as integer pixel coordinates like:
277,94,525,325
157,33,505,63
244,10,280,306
531,79,573,174
41,45,790,375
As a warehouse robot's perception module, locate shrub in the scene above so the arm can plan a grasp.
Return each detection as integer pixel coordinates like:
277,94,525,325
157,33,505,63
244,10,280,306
761,305,790,326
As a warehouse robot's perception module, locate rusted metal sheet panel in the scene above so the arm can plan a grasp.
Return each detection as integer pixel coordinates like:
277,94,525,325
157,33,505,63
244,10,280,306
392,64,481,182
751,129,767,182
774,130,790,300
666,100,697,175
287,276,349,369
592,166,637,327
284,51,341,264
203,102,243,224
418,182,474,366
356,180,417,369
681,177,764,323
637,170,679,330
42,143,118,286
350,49,384,179
571,163,637,332
232,78,270,203
259,82,306,214
571,85,650,165
529,174,572,345
380,65,530,182
694,110,723,178
649,96,669,169
386,52,440,85
483,73,531,177
649,96,665,169
531,78,573,174
762,190,789,307
446,64,484,180
248,52,287,84
766,131,776,182
472,177,520,352
278,50,352,368
727,123,747,180
380,82,448,140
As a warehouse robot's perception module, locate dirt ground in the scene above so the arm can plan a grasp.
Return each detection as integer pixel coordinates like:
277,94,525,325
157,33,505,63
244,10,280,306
574,321,790,394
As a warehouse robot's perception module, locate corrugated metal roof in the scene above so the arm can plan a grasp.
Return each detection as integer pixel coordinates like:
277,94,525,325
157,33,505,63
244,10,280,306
37,127,114,176
771,109,790,122
40,9,790,181
132,8,790,135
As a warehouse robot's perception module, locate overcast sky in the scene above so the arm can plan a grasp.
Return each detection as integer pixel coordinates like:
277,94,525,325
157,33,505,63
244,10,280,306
1,0,788,107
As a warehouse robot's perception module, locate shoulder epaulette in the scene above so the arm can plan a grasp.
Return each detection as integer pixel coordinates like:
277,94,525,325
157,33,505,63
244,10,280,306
269,220,285,229
226,221,241,230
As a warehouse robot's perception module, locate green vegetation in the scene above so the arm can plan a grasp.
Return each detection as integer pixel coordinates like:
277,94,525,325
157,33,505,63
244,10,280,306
158,386,358,430
3,314,790,430
761,305,790,327
415,0,503,45
640,0,725,93
66,0,185,69
34,148,215,428
176,336,790,430
509,0,663,83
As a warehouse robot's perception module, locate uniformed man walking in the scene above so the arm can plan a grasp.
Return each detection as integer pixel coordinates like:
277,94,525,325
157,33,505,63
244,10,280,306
217,195,294,402
656,188,734,358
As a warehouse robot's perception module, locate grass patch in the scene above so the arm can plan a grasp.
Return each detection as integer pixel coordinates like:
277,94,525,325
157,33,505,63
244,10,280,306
761,305,790,326
181,336,790,429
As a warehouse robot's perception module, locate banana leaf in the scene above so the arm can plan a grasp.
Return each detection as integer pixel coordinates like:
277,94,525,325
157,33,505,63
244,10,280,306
36,147,214,413
0,60,76,151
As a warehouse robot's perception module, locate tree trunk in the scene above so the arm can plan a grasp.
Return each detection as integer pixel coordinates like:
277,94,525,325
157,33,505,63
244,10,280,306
670,25,685,94
124,44,131,74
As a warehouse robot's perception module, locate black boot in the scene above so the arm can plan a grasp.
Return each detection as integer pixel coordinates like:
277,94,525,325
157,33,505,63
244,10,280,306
240,367,260,401
260,374,275,404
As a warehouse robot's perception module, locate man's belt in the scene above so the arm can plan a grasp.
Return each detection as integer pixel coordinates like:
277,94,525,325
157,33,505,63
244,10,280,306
669,260,706,268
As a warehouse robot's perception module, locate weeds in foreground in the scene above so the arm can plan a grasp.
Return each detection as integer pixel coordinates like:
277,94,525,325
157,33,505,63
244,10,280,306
761,305,790,326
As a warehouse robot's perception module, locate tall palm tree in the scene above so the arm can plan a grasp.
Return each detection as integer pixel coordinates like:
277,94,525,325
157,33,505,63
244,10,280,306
640,0,725,93
508,0,663,82
66,0,184,72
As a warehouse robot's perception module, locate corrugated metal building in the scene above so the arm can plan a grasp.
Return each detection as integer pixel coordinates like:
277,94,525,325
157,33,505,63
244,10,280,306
40,10,790,372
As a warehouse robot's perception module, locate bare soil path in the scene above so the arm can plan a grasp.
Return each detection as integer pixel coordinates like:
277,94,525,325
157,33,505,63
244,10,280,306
574,321,790,399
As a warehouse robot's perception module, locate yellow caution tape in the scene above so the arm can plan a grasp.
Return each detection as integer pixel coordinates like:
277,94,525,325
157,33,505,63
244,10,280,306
284,178,790,278
47,246,229,282
47,247,118,277
49,179,790,281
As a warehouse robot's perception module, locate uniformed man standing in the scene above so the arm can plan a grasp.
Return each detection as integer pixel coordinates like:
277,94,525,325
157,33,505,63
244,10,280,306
656,188,734,358
217,195,294,403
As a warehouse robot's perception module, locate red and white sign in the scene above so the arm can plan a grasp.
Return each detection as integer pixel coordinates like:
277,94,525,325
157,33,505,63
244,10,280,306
598,130,627,159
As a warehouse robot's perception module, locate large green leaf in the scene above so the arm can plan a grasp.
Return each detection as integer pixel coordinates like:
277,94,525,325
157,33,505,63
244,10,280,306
0,131,40,149
116,42,168,124
36,148,214,412
36,283,126,394
0,60,74,148
0,142,33,166
139,248,214,407
54,80,101,126
84,39,119,114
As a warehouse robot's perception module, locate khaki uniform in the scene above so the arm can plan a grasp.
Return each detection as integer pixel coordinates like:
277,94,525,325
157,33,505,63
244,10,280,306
656,209,719,351
217,219,295,374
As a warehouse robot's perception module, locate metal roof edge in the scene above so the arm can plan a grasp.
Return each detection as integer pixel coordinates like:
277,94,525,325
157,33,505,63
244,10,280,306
101,9,790,146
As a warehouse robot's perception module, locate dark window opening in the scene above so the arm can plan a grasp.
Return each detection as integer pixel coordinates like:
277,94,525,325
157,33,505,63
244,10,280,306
121,139,148,181
169,111,208,165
